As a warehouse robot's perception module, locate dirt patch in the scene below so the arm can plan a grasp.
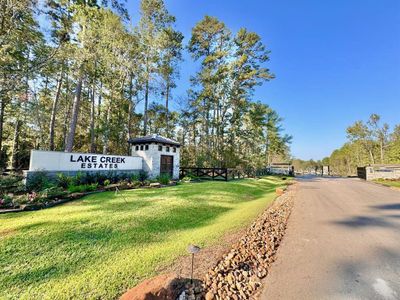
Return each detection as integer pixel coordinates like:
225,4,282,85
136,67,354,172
120,273,187,300
159,228,248,280
0,228,17,238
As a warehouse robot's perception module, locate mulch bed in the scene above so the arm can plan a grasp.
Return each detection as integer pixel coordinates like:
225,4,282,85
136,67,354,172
0,182,177,214
0,191,103,214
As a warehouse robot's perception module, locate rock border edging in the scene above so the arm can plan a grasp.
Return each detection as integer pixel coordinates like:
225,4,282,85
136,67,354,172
201,187,295,300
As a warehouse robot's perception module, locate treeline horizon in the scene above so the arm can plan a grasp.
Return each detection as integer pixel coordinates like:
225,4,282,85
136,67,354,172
1,0,291,171
292,114,400,176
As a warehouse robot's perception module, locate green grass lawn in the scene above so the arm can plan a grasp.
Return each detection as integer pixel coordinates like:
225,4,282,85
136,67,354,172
373,179,400,188
0,176,287,299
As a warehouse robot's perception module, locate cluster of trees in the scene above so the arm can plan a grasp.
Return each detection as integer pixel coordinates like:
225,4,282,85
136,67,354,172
291,158,328,173
1,0,291,171
323,114,399,175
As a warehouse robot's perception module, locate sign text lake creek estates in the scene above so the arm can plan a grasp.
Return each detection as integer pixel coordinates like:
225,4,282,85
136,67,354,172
28,150,143,172
69,154,126,169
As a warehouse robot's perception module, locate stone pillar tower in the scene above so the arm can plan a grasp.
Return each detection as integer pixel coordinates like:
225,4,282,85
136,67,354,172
129,134,180,179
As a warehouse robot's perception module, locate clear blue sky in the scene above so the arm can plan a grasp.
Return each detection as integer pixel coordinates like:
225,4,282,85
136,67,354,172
127,0,400,160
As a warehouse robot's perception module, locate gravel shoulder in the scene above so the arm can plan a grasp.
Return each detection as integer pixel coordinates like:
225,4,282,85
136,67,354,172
260,176,400,300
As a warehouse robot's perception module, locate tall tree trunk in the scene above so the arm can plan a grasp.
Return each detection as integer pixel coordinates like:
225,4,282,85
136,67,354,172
62,74,71,149
127,75,134,155
97,82,102,118
127,101,132,155
103,85,113,155
143,79,149,135
95,81,103,151
102,103,111,154
165,80,170,136
369,149,375,165
0,95,6,167
90,86,95,153
10,119,21,170
65,75,83,152
49,71,63,151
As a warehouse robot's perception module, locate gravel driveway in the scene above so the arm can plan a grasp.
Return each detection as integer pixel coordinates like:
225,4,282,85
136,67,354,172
260,176,400,300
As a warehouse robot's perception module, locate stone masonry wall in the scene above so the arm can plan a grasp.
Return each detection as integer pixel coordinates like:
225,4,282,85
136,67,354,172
365,166,400,180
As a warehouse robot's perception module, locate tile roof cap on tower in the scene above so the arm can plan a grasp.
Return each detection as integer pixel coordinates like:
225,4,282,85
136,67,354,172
128,134,180,146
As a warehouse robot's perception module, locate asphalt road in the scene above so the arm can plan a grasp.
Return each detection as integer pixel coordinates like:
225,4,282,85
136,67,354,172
261,176,400,300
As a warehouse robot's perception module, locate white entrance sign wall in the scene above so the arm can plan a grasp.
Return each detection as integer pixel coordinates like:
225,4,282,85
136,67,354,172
29,150,143,172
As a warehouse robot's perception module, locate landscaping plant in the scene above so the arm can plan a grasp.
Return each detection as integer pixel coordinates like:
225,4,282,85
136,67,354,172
138,170,149,182
68,183,99,193
157,173,171,185
0,195,13,208
56,173,72,189
0,175,23,194
131,174,139,182
26,171,52,192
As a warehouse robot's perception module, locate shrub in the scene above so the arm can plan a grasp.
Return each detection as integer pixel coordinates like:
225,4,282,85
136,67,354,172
105,171,119,184
118,173,130,182
157,173,171,185
103,179,111,186
68,185,84,193
138,170,148,182
13,181,27,194
0,195,13,208
94,173,107,185
131,180,141,188
70,172,101,185
68,183,98,193
40,186,68,200
72,172,85,186
88,183,99,191
12,194,28,206
0,175,23,194
26,171,52,192
130,174,139,182
84,172,96,185
56,173,72,189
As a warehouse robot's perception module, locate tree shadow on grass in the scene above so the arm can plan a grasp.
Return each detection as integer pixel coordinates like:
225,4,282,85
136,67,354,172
85,198,154,213
83,183,279,210
1,202,231,289
1,178,281,294
158,184,277,204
